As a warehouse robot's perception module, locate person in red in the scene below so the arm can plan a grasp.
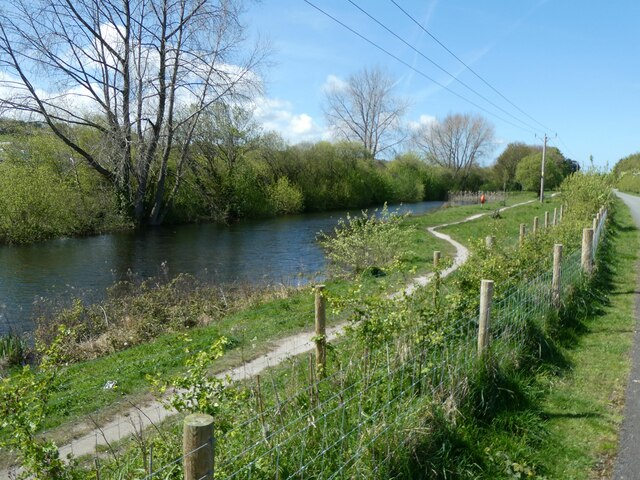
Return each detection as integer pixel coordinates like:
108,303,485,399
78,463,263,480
480,194,486,205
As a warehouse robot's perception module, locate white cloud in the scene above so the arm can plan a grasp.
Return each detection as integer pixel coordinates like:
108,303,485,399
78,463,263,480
251,97,328,143
407,114,437,131
322,74,348,92
290,113,313,134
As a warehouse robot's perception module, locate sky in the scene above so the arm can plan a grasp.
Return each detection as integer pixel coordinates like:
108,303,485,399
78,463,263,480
245,0,640,170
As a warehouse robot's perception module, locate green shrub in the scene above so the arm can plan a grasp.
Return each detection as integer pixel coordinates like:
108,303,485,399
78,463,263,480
267,177,304,214
318,204,411,275
617,171,640,194
560,172,612,222
0,135,126,244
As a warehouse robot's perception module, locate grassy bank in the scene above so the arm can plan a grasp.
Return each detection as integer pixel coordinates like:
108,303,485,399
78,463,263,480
532,198,637,477
422,196,632,479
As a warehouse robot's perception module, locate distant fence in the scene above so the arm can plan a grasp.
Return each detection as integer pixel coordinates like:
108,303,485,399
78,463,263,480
28,205,608,480
447,190,507,206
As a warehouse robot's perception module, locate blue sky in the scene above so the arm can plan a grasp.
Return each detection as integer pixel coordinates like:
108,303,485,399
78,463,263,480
246,0,640,170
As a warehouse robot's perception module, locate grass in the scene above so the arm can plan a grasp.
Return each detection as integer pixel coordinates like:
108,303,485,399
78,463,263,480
441,195,562,249
532,198,637,478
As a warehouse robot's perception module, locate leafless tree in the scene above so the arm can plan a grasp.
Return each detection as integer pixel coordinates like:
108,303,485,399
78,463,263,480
0,0,267,225
324,67,408,159
413,113,495,184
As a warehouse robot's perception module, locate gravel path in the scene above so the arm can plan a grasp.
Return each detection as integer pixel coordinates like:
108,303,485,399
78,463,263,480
3,198,536,474
612,190,640,479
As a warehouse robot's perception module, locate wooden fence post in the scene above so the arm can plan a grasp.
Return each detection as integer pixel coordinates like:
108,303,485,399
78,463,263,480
581,228,594,274
552,207,557,226
433,251,442,306
314,285,327,376
533,216,539,234
552,244,563,309
477,279,494,357
519,223,526,246
544,211,549,228
485,236,495,249
559,204,564,222
183,414,214,480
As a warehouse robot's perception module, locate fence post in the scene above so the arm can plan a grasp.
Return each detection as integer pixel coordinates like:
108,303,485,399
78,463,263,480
552,207,557,226
183,414,214,480
433,251,442,307
485,236,495,249
552,244,563,309
519,223,526,246
581,228,594,274
533,216,539,234
544,211,549,228
477,279,494,357
314,285,327,376
559,204,564,222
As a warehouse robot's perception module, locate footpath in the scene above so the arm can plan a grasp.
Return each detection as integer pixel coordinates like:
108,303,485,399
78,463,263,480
2,198,536,475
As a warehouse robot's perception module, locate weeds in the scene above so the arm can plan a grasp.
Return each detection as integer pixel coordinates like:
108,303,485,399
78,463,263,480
0,332,28,370
34,276,297,363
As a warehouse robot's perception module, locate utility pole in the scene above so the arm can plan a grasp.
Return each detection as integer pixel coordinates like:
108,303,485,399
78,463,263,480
539,133,547,203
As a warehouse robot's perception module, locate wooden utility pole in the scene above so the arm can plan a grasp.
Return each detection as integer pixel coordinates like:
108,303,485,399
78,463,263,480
540,133,547,203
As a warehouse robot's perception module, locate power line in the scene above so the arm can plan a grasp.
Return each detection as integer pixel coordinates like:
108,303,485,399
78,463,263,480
390,0,554,134
302,0,537,135
346,0,542,134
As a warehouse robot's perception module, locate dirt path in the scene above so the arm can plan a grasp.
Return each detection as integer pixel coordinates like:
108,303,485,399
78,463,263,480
3,198,537,473
612,191,640,479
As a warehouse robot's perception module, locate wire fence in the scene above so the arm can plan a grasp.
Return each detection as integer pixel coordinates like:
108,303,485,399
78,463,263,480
76,207,609,480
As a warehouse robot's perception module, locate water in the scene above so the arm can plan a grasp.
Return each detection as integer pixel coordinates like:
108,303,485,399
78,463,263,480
0,201,443,334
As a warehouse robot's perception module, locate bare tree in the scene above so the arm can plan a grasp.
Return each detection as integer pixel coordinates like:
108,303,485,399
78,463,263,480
413,113,495,184
324,67,408,159
0,0,267,225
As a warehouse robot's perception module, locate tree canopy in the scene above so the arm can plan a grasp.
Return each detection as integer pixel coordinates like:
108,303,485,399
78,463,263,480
515,147,566,191
324,67,408,159
493,142,539,190
0,0,267,225
413,113,495,189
